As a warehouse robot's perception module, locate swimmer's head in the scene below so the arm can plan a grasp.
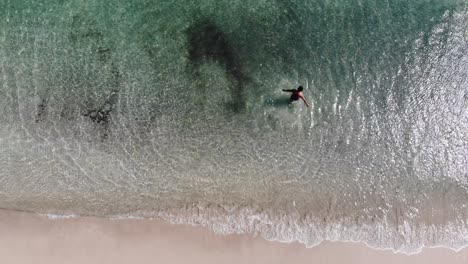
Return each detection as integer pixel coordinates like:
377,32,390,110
298,86,303,92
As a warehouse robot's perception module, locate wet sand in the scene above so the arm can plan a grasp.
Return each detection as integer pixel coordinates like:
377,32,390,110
0,209,467,264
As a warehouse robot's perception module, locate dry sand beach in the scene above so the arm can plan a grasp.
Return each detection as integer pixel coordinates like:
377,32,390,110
1,209,467,264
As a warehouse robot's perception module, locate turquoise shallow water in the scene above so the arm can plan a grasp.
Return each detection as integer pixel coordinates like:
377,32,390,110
0,0,467,253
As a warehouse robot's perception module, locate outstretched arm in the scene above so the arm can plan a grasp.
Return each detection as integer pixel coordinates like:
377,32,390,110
282,89,294,92
301,96,310,108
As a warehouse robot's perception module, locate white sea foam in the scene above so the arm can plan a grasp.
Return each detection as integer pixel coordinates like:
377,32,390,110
43,213,79,220
155,204,468,254
36,200,468,254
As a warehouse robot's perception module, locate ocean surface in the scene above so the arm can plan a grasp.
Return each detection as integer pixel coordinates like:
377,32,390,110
1,0,467,253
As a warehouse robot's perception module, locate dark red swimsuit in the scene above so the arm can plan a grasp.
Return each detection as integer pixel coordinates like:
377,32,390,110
290,93,300,101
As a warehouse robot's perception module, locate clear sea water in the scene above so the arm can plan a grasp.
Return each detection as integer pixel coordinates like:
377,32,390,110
0,0,467,253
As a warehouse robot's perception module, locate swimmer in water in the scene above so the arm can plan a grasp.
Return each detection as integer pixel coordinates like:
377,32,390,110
282,86,310,107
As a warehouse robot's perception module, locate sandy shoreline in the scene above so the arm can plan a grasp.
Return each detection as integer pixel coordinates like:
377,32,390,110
0,209,467,264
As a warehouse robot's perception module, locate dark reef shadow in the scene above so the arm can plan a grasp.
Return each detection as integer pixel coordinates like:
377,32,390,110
81,64,121,139
35,98,48,123
67,13,123,139
82,89,118,139
186,19,248,113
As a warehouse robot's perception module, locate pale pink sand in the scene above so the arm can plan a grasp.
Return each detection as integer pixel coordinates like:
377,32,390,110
0,209,467,264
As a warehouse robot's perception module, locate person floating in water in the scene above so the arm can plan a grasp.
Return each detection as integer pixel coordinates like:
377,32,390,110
282,86,310,107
